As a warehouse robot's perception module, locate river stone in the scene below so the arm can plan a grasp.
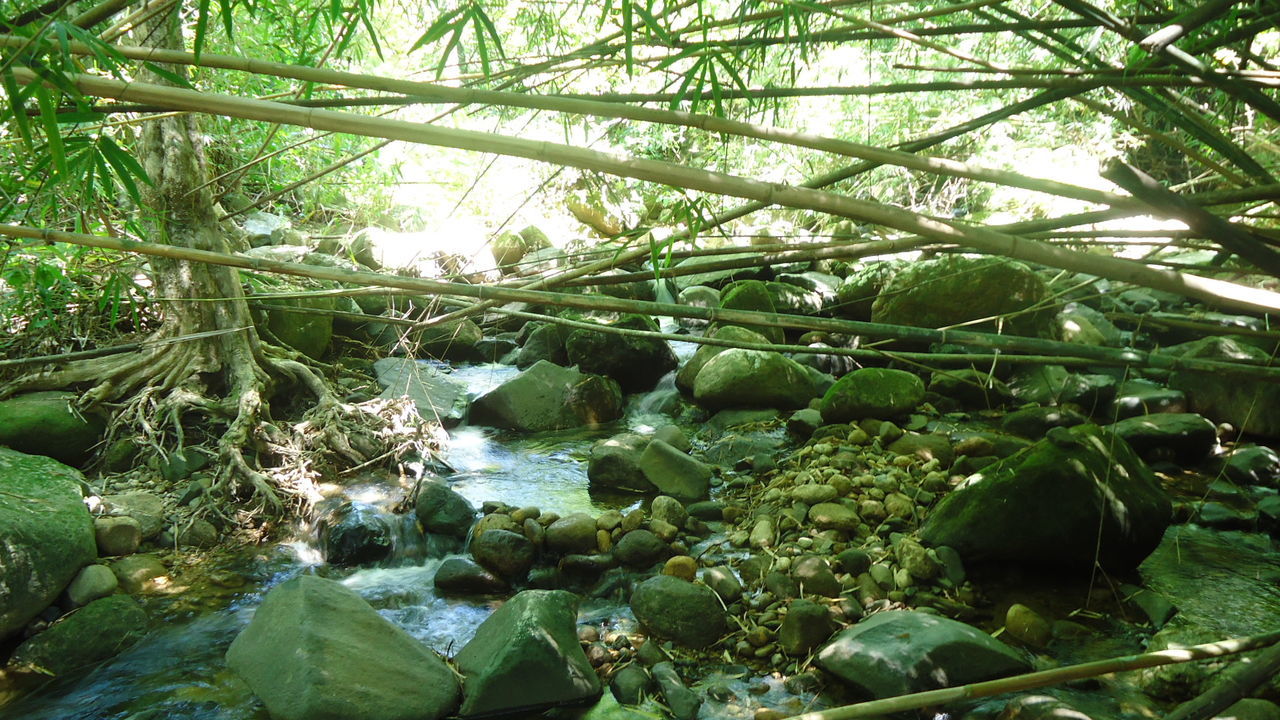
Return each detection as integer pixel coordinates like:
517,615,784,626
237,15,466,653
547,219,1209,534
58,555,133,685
415,480,475,538
887,433,955,467
262,293,335,359
1001,406,1089,439
492,226,552,272
652,661,702,720
610,664,653,705
650,495,688,529
1169,336,1280,437
675,326,772,393
638,440,712,501
920,424,1171,572
717,279,784,344
373,357,470,427
700,566,743,603
793,556,841,598
871,255,1049,335
101,492,166,539
587,433,655,494
566,315,678,393
927,369,1012,409
434,557,509,595
514,323,571,368
227,575,460,720
631,575,727,648
409,318,484,362
454,590,601,717
94,516,142,557
692,349,817,411
808,502,859,532
653,425,692,453
792,484,839,505
10,595,148,675
471,528,536,581
779,599,836,656
895,537,940,581
0,391,107,466
613,529,668,568
0,448,96,640
1105,413,1218,464
833,262,900,321
817,610,1029,699
470,360,623,432
1005,603,1052,647
109,554,167,594
547,513,601,555
663,555,698,581
1216,444,1280,487
66,564,118,606
319,502,393,566
820,368,924,423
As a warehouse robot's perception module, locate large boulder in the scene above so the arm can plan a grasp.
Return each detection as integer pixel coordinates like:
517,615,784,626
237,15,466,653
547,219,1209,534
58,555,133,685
565,315,678,393
226,575,460,720
833,262,900,320
415,480,476,539
453,590,601,717
816,611,1029,699
587,433,655,494
0,448,96,640
469,360,623,432
373,358,469,427
692,349,817,410
920,424,1171,572
0,391,106,465
9,595,148,675
675,326,771,393
820,368,924,422
1168,336,1280,438
318,502,394,566
638,440,713,501
670,252,764,290
871,256,1049,335
414,318,484,361
492,226,554,274
1105,413,1218,464
717,280,784,343
630,575,727,648
514,323,572,368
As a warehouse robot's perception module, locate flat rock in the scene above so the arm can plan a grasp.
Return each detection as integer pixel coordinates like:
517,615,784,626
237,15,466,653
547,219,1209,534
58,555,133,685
1105,413,1217,464
373,357,470,427
470,360,623,432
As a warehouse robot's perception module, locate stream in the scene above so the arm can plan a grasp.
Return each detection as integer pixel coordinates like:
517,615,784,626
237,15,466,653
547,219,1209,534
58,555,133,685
3,358,1280,720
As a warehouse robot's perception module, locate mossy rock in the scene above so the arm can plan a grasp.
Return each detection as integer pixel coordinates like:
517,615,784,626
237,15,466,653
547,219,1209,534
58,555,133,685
820,368,925,422
871,256,1049,335
717,279,784,343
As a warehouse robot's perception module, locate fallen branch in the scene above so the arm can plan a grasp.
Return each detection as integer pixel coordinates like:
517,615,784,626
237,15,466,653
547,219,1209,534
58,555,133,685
790,629,1280,720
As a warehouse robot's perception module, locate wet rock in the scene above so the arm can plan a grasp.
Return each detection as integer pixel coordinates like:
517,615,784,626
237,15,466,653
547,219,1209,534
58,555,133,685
454,590,600,717
895,537,940,581
100,492,166,540
927,369,1012,409
10,595,148,675
1001,406,1089,439
372,357,470,427
1106,413,1218,464
650,495,688,529
718,279,784,343
471,528,536,581
1193,501,1256,530
920,424,1171,572
109,554,167,594
547,513,601,555
613,529,668,568
470,360,623,432
1054,302,1125,346
887,433,955,467
817,610,1029,699
693,349,817,411
820,368,924,422
630,575,727,648
765,571,800,600
566,315,678,393
1216,444,1280,487
1169,336,1280,437
0,448,96,640
808,502,859,532
94,516,142,557
871,256,1049,335
701,566,743,603
0,391,107,466
779,599,836,656
675,326,771,393
227,575,460,720
66,564,118,607
415,480,476,539
663,556,698,581
637,440,712,501
1005,604,1052,647
434,557,509,595
514,323,571,367
648,663,699,720
793,556,841,598
1112,380,1188,419
319,502,393,566
610,664,653,705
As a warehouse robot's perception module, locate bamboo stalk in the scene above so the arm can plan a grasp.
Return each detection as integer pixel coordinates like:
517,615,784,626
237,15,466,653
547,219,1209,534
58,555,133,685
6,222,1280,381
791,630,1280,720
1163,643,1280,720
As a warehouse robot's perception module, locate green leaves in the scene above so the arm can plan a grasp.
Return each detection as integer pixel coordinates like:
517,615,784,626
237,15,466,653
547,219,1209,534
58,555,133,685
656,48,753,116
412,1,507,78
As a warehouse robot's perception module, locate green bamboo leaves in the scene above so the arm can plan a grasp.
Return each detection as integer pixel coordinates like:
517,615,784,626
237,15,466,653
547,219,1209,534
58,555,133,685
412,1,506,78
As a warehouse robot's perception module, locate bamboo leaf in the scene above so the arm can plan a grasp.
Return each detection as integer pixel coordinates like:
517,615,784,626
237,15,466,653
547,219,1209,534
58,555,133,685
35,88,66,177
193,0,211,60
410,5,467,52
142,62,193,89
2,69,34,147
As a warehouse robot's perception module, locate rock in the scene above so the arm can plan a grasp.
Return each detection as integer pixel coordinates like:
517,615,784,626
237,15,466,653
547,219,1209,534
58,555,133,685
587,433,654,494
546,513,600,555
779,599,836,656
101,492,166,540
662,556,698,581
652,661,702,720
887,433,955,467
921,424,1171,572
1169,336,1280,437
871,256,1049,335
176,518,219,548
66,564,118,606
415,481,476,538
319,502,392,566
1001,406,1089,439
0,391,106,465
650,495,689,529
820,368,924,422
792,484,839,505
399,318,484,362
638,440,712,501
671,252,763,290
434,557,509,595
566,315,678,393
630,575,727,648
895,538,940,581
471,529,536,581
1212,700,1280,720
717,280,784,343
0,449,96,640
453,590,600,717
1054,302,1125,346
514,323,571,367
492,226,553,273
928,369,1012,409
808,502,859,532
470,360,623,432
1105,413,1218,464
835,548,872,575
692,349,817,410
817,611,1029,699
613,529,668,568
94,516,142,557
373,357,470,427
1217,444,1280,487
833,262,899,321
675,326,772,393
787,408,824,438
10,595,148,675
109,554,168,594
1005,604,1052,647
226,575,460,720
701,566,743,603
261,291,334,359
793,556,841,598
610,665,653,705
1112,379,1188,419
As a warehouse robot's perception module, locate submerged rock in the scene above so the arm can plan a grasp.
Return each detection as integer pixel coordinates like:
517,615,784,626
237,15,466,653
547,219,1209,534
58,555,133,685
226,575,460,720
470,360,623,432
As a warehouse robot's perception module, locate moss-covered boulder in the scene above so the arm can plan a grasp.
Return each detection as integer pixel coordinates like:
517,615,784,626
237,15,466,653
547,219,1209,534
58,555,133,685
693,350,817,410
819,368,924,422
920,424,1171,571
492,225,554,274
630,575,727,648
675,326,771,393
1168,336,1280,438
0,448,96,640
0,391,106,465
871,256,1049,335
833,262,900,320
469,360,623,431
717,279,784,343
565,315,678,393
10,595,148,675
